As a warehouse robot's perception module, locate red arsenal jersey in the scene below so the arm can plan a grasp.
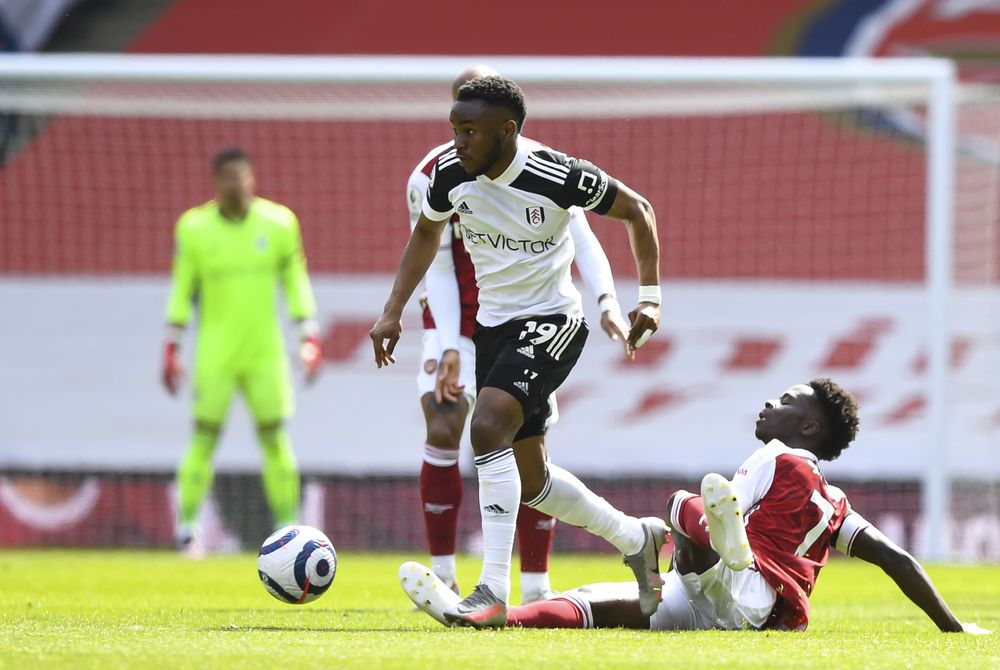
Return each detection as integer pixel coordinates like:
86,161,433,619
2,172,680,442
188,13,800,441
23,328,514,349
732,441,859,630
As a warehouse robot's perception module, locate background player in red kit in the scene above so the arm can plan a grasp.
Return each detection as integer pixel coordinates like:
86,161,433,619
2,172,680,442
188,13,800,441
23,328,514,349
401,378,990,635
408,65,632,604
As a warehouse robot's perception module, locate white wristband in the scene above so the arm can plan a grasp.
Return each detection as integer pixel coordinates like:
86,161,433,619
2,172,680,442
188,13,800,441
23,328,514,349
297,318,319,340
638,285,661,305
598,294,620,314
165,324,185,346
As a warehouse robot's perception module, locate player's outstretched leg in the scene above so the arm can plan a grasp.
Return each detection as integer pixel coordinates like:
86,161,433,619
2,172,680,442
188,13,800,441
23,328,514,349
700,473,752,571
621,517,670,616
399,561,462,627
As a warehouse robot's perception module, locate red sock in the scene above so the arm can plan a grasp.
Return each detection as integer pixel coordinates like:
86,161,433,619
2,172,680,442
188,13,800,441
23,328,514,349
517,504,555,573
675,494,711,548
419,456,463,556
507,597,584,628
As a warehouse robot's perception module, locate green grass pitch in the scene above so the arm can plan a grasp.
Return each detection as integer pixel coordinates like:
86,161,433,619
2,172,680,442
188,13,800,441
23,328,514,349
2,550,997,669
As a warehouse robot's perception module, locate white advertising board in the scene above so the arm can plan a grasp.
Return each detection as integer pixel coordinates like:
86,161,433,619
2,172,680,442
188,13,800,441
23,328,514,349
2,277,998,479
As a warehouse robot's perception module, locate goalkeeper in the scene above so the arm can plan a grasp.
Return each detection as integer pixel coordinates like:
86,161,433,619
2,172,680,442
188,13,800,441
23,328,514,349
161,147,323,555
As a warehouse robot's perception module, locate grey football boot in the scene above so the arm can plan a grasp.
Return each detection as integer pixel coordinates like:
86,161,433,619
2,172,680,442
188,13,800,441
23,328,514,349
622,516,669,616
442,583,508,629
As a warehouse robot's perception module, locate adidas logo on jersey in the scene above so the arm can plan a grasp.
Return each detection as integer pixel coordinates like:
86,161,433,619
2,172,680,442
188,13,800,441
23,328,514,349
482,504,510,515
516,345,535,359
457,201,474,215
514,381,530,395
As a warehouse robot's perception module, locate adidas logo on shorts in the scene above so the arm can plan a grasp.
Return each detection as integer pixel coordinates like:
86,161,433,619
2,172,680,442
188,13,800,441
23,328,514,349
516,345,534,359
457,201,474,215
514,381,530,395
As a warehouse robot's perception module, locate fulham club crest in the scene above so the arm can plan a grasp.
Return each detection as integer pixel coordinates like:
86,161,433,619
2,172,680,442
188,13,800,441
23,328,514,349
525,206,545,229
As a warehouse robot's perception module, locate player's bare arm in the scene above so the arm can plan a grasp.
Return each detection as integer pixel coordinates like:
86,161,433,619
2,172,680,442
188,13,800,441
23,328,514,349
370,214,447,368
569,210,633,360
601,182,660,350
598,293,634,361
849,523,987,633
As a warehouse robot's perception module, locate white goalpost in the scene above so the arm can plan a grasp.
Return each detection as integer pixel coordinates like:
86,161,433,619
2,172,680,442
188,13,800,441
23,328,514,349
1,54,997,560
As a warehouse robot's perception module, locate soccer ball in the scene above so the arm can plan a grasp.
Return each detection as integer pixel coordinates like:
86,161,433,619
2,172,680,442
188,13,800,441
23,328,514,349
257,525,337,604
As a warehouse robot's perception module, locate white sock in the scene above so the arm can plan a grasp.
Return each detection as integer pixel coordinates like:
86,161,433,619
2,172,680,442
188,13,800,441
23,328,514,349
668,490,696,537
525,463,644,556
520,570,551,596
431,554,457,584
473,448,520,603
423,444,459,467
560,592,595,629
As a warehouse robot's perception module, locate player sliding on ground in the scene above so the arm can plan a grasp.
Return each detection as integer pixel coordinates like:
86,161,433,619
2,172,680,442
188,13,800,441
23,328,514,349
371,75,663,628
401,378,990,634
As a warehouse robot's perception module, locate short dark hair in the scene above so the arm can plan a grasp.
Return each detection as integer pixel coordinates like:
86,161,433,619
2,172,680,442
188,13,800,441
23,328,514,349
809,378,860,461
212,147,251,173
456,75,527,130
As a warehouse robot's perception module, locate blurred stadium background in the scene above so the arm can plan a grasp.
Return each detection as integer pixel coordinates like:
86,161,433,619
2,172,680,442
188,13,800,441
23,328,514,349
1,0,998,563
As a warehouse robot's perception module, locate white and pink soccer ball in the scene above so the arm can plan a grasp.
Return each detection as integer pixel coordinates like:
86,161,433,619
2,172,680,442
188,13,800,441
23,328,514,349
257,525,337,604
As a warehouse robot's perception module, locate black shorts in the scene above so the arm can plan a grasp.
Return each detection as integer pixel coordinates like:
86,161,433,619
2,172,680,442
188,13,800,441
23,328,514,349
473,313,589,442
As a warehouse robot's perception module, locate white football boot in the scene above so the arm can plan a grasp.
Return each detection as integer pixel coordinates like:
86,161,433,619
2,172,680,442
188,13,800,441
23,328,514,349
399,561,462,626
701,473,753,571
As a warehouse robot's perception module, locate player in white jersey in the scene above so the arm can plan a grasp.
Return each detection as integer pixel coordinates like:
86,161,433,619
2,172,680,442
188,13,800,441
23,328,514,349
408,66,634,605
401,378,989,636
372,75,664,628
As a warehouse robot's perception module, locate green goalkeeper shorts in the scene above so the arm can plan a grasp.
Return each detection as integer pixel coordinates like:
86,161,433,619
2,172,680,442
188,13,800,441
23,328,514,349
193,359,294,425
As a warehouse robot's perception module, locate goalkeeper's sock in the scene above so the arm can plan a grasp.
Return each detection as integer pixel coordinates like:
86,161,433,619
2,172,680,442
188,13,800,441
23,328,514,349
177,426,219,528
517,504,555,573
419,445,463,580
525,463,644,556
474,448,520,604
669,491,710,548
258,425,300,527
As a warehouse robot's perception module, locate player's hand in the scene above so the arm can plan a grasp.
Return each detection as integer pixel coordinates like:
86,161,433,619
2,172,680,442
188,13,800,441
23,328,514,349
961,622,991,635
161,341,184,395
300,334,323,385
627,302,660,352
370,311,402,368
600,308,634,361
435,349,465,404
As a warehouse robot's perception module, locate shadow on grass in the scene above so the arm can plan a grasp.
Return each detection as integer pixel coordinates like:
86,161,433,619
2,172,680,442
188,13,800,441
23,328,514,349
203,609,450,633
206,623,451,633
204,608,396,615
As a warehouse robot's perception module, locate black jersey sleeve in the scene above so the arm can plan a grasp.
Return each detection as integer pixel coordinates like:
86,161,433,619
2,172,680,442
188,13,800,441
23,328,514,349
518,150,620,215
423,150,474,221
423,161,456,221
562,157,619,214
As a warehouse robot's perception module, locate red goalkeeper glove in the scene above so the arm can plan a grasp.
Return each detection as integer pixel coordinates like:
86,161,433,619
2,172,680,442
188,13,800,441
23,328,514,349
298,321,323,385
161,331,185,395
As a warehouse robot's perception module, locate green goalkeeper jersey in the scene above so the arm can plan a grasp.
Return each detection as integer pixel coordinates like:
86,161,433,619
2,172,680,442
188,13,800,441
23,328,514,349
166,197,317,371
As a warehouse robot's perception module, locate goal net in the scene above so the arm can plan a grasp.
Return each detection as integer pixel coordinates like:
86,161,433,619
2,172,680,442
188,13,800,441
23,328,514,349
1,55,997,561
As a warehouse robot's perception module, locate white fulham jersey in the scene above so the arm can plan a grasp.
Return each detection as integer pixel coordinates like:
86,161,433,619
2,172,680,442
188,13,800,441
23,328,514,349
422,135,619,327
